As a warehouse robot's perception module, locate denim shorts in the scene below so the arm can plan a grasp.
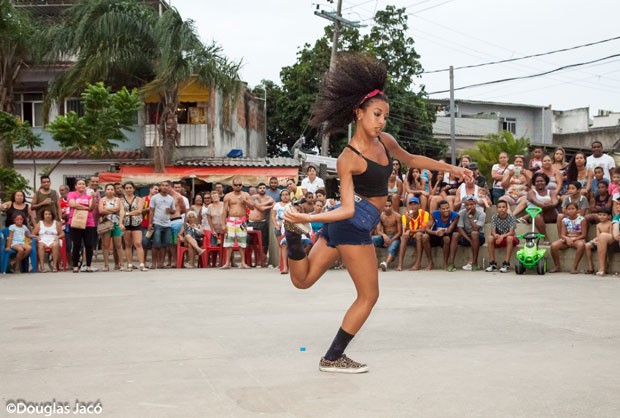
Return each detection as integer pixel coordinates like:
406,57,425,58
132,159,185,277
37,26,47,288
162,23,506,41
320,196,381,247
152,225,171,248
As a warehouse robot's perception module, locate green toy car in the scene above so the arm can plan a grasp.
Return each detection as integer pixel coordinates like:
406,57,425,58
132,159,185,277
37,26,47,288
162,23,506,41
515,206,547,275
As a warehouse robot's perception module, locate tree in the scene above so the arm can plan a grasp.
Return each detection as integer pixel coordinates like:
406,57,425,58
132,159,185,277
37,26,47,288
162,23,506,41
462,130,530,180
264,6,444,158
45,82,142,175
12,120,44,190
0,112,32,199
48,0,241,172
0,0,44,168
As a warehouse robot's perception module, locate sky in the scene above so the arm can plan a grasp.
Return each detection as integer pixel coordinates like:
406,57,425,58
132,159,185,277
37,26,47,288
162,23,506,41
170,0,620,116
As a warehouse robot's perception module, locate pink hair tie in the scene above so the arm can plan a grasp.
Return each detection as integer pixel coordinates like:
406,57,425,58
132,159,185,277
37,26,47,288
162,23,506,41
358,89,383,107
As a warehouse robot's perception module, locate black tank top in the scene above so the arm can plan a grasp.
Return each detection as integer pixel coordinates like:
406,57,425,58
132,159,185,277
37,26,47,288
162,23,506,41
346,137,394,198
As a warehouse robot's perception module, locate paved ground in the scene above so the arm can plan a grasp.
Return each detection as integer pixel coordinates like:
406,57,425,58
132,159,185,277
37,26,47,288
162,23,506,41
1,266,619,418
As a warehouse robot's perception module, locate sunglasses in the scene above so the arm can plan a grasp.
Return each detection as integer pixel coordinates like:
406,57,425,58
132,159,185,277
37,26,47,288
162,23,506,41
233,184,242,187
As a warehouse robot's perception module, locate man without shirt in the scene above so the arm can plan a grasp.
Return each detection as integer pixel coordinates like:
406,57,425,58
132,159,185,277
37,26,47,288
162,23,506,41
372,199,402,271
248,183,275,267
221,177,256,269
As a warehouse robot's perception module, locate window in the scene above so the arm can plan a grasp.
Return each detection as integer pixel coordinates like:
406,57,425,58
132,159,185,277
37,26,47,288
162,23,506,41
13,93,44,127
146,102,200,125
501,117,517,134
65,98,85,116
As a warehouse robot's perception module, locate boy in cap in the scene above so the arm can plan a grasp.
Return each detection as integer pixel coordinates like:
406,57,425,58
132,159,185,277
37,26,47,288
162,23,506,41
396,196,430,271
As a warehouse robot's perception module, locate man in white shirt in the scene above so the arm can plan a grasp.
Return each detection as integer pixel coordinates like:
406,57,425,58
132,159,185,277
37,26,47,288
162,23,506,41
587,140,615,181
300,165,325,194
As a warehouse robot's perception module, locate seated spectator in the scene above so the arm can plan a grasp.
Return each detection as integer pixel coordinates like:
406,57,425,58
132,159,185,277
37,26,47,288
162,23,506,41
590,167,606,199
178,211,206,268
5,214,33,273
550,202,587,273
315,188,338,210
584,208,612,275
387,169,403,209
524,172,559,244
557,181,589,237
301,165,325,194
552,147,569,195
538,154,563,195
424,199,459,272
32,209,64,272
310,200,324,236
372,199,402,271
454,175,491,212
498,155,531,216
609,167,620,197
396,196,430,271
490,151,510,205
586,179,611,224
300,192,315,214
456,195,486,271
593,197,620,276
428,167,450,211
404,167,429,210
468,162,487,188
485,200,518,273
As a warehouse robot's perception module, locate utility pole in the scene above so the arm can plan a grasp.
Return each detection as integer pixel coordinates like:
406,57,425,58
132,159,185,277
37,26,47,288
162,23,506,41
315,0,363,156
449,65,456,165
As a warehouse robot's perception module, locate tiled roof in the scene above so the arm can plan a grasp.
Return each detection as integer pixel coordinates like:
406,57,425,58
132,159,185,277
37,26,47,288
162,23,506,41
14,150,142,160
175,157,301,168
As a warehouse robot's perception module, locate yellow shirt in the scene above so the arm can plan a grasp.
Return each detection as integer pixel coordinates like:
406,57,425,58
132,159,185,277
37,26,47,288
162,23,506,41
402,209,429,231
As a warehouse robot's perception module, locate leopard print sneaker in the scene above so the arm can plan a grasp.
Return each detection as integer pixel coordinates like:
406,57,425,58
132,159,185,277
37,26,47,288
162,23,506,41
319,355,369,374
284,205,311,236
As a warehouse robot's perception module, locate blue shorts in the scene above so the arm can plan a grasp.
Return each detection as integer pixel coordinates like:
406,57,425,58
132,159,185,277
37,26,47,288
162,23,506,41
152,225,172,248
320,197,381,247
372,233,401,257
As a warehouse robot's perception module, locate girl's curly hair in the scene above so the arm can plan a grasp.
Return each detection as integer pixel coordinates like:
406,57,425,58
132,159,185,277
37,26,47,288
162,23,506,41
309,53,388,135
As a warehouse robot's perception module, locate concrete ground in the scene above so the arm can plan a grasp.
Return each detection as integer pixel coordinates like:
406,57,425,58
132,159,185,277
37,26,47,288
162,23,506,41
1,266,620,418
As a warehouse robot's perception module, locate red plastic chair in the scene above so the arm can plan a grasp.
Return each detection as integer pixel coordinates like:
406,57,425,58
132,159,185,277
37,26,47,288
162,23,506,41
176,235,208,269
43,237,67,272
203,230,224,267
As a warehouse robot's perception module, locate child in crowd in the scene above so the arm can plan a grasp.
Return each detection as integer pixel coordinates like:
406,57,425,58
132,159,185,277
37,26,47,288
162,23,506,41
529,147,544,172
456,195,486,271
5,214,33,273
424,199,459,271
372,199,402,272
586,179,611,223
485,200,518,273
396,196,430,271
590,167,606,199
608,167,620,197
550,202,587,273
557,181,590,236
584,208,612,275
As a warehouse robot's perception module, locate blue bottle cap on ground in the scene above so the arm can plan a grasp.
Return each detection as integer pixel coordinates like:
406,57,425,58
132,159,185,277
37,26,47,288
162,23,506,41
300,346,306,351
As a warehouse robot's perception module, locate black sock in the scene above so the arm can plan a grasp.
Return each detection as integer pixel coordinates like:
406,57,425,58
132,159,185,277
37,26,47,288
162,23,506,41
324,327,355,361
285,230,306,261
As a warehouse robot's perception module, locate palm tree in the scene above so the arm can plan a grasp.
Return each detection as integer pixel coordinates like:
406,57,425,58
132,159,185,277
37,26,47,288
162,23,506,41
48,0,241,172
0,0,43,167
462,130,530,180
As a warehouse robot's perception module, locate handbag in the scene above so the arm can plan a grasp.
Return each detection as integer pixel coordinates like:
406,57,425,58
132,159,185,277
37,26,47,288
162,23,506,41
70,209,88,230
97,219,114,235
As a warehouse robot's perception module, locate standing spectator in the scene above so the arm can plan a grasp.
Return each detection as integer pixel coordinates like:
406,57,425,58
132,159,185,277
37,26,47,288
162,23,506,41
33,209,64,272
122,181,146,271
114,182,124,199
371,199,402,272
586,140,615,181
396,196,430,271
499,155,531,216
191,194,205,226
301,165,325,194
566,152,593,196
220,177,255,269
2,190,31,229
387,169,403,209
141,184,158,267
31,175,61,223
200,193,212,231
550,202,587,273
168,182,189,267
424,200,460,272
248,183,275,267
485,200,518,273
456,195,486,271
528,147,544,172
490,151,510,205
286,178,304,201
68,179,96,273
271,189,291,274
206,190,225,247
99,184,126,272
265,177,282,202
86,175,101,270
214,183,225,200
148,181,175,270
58,184,72,267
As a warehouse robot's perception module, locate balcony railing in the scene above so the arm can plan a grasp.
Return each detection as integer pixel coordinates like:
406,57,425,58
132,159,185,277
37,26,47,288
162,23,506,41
144,124,209,147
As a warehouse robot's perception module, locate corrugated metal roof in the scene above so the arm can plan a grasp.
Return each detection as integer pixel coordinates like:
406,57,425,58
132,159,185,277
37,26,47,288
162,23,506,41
14,150,142,160
175,157,301,168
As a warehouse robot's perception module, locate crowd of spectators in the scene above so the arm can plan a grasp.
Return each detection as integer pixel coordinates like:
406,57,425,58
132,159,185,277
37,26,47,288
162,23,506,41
2,141,619,276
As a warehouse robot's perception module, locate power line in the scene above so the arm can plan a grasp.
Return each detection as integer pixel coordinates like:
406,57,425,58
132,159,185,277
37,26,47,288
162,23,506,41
424,35,620,74
427,53,620,95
